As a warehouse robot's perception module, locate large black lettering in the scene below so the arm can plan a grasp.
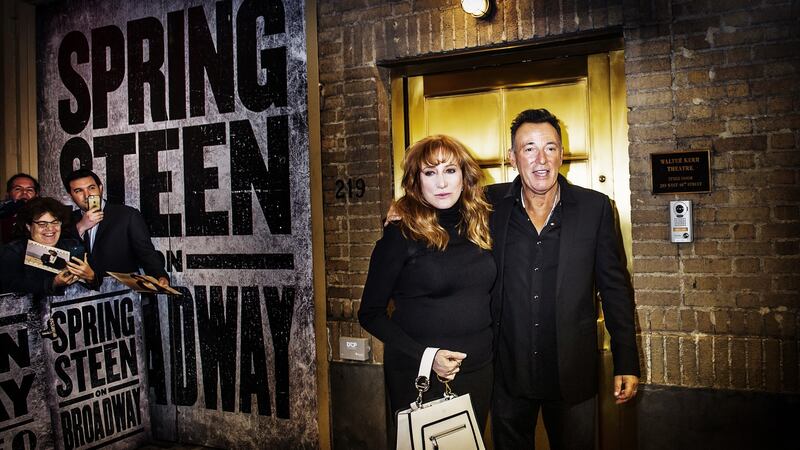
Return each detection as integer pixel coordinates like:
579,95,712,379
55,355,73,397
127,17,167,124
60,411,74,450
59,137,93,187
119,337,138,379
239,286,271,415
121,297,135,336
91,25,125,129
93,133,136,205
196,285,237,411
0,374,35,418
183,123,228,236
230,117,291,235
265,286,294,419
139,128,182,237
167,10,186,120
169,287,197,406
0,329,29,372
188,0,234,116
57,30,91,134
142,295,166,404
236,0,287,111
11,429,36,450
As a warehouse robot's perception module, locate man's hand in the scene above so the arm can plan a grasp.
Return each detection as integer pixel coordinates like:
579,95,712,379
157,276,170,288
76,207,104,235
614,374,639,404
66,253,95,283
52,269,79,288
431,350,467,381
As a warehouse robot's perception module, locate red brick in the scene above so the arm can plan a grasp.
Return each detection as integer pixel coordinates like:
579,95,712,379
782,340,798,391
681,338,698,386
732,224,756,240
770,133,797,150
650,335,665,384
720,275,771,292
718,241,772,256
764,339,781,391
633,257,680,273
683,257,732,273
764,257,800,273
689,275,719,291
628,106,673,123
730,338,748,389
664,308,680,331
733,258,761,273
685,291,733,307
727,119,753,135
713,135,768,152
762,223,800,239
627,90,673,108
637,291,681,307
747,339,764,389
665,336,681,385
697,311,714,334
713,336,730,388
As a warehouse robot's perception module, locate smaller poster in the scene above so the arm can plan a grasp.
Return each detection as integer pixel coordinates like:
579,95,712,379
24,240,71,274
107,272,181,295
42,285,151,450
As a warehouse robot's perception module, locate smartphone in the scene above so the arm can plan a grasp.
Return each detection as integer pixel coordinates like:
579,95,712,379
87,195,101,210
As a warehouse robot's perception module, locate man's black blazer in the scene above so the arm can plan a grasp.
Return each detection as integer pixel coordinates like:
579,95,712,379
487,175,640,403
71,203,167,280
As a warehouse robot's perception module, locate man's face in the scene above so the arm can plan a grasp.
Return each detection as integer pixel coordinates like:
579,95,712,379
8,177,37,202
509,122,563,196
68,176,103,211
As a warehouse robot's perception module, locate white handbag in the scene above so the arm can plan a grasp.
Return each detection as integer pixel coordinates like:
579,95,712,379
395,348,486,450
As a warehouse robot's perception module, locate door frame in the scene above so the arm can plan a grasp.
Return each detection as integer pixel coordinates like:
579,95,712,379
380,31,635,450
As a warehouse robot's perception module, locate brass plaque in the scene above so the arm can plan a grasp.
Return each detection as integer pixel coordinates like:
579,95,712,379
651,150,711,194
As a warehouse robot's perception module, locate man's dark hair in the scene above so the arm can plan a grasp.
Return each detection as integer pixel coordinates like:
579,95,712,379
510,108,563,147
14,197,72,237
6,173,40,194
63,169,102,192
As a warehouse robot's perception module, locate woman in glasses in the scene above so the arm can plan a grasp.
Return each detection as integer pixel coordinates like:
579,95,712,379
0,197,98,296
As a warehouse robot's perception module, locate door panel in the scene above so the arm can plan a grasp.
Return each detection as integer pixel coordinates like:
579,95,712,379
426,92,503,164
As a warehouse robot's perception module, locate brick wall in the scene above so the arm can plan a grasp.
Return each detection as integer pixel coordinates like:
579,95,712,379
625,0,800,393
317,0,799,394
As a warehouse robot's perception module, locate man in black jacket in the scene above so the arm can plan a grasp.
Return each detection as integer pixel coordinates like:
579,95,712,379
488,109,639,449
1,173,40,243
63,169,169,286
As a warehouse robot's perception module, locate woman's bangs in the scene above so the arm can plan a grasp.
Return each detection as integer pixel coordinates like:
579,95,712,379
420,144,459,169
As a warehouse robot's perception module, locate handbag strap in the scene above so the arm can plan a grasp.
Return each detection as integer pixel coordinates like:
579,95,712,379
414,347,439,407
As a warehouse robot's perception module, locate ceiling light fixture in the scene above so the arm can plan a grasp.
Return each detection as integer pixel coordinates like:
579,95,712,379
461,0,492,19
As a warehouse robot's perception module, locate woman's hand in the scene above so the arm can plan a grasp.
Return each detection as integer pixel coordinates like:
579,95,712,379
66,254,95,283
432,349,467,381
53,270,79,288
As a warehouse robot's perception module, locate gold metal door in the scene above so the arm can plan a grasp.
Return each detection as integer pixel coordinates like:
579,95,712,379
391,50,634,450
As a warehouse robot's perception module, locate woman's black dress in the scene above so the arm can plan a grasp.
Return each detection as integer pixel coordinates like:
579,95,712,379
358,203,496,429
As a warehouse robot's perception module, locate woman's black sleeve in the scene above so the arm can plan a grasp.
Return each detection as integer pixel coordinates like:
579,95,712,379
358,224,427,361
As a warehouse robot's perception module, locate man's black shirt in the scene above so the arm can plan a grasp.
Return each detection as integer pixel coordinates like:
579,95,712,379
498,184,562,399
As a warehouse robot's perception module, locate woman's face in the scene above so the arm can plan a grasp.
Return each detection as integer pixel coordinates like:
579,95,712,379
27,212,61,246
419,151,463,209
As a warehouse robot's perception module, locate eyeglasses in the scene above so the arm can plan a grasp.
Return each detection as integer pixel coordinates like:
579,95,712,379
32,219,62,229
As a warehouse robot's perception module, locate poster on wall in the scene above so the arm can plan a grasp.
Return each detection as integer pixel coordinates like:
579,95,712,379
35,0,317,447
42,287,152,450
0,294,55,450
